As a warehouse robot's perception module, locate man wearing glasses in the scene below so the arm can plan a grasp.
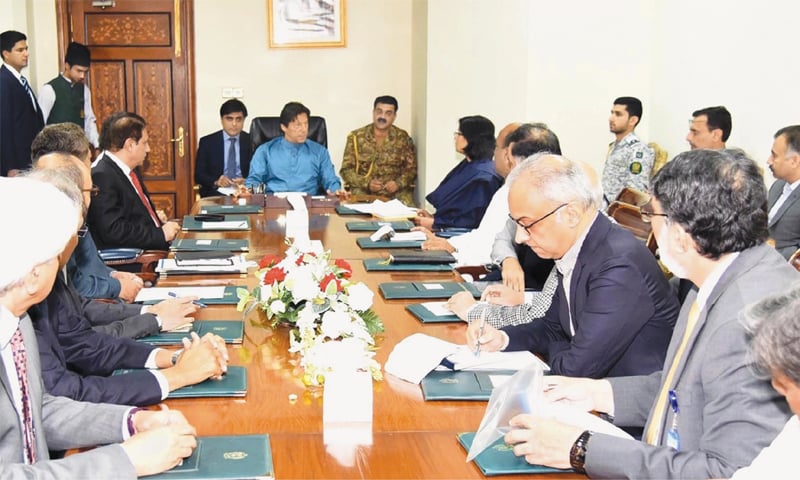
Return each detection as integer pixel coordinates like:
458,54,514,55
466,154,678,379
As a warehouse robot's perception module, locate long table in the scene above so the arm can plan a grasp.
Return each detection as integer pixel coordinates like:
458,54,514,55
159,195,583,479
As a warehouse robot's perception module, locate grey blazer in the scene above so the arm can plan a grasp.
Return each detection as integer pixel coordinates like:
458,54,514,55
0,315,136,479
584,244,796,479
768,179,800,260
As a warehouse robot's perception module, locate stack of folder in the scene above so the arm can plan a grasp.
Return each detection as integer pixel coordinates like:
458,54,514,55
379,281,481,299
170,239,249,252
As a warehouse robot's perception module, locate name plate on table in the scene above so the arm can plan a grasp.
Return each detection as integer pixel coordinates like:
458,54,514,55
170,239,249,252
457,432,572,476
363,258,453,272
421,370,516,401
356,237,423,249
405,302,461,323
137,320,244,345
181,215,251,231
147,434,273,479
345,220,414,232
379,281,481,299
113,366,247,398
199,204,263,214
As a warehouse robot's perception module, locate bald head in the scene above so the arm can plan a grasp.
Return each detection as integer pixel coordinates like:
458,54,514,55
509,154,600,212
494,122,521,178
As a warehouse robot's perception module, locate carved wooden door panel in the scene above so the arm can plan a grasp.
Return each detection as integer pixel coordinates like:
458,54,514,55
58,0,196,218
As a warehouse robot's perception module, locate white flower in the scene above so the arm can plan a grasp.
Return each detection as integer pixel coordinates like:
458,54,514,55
320,310,351,340
269,299,285,314
296,304,318,329
259,283,273,302
286,268,319,302
346,282,374,311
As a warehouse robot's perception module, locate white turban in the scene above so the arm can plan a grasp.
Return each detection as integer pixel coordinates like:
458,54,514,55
0,177,80,290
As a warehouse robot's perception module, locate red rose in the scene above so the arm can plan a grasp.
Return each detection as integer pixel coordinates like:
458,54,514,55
319,273,342,293
258,254,282,269
262,267,287,285
334,258,352,278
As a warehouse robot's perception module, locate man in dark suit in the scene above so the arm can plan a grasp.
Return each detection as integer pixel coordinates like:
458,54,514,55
0,175,196,477
468,154,679,378
88,111,181,250
195,99,252,197
0,30,44,176
767,125,800,260
504,150,795,479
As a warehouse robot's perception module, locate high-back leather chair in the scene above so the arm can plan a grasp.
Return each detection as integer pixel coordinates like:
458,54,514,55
250,116,328,153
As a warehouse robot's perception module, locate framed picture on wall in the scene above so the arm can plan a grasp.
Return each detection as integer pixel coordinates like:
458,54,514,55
267,0,347,48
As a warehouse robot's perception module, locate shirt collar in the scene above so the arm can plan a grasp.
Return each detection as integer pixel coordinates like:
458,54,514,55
695,252,740,311
0,305,21,350
223,131,239,142
555,211,598,277
104,151,132,176
60,73,74,85
614,131,640,147
785,178,800,194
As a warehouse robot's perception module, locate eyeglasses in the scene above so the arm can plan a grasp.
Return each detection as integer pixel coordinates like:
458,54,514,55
509,203,568,234
639,199,669,224
77,224,89,238
82,185,100,197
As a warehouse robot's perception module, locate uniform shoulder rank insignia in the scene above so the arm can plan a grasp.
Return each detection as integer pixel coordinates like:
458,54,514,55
630,162,643,174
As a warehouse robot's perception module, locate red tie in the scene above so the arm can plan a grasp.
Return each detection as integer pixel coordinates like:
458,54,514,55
129,170,160,227
10,328,37,464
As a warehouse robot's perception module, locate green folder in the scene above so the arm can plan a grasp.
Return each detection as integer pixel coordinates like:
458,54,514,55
457,432,573,476
363,258,453,272
147,434,273,479
141,286,241,305
379,281,481,299
405,303,461,323
356,237,423,249
137,320,244,345
336,205,368,215
170,239,249,252
199,204,264,214
181,215,250,231
421,370,515,400
113,366,247,398
345,220,414,232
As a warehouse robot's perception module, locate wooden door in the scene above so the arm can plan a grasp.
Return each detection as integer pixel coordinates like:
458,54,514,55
57,0,196,218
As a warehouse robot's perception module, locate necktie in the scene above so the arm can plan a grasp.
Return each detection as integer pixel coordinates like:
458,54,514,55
10,328,37,464
129,170,161,227
19,75,37,111
644,301,700,445
225,137,237,178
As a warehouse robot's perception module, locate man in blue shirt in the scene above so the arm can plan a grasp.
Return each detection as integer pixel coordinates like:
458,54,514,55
245,102,345,195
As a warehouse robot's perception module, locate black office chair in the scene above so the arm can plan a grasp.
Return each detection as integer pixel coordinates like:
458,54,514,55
250,116,328,152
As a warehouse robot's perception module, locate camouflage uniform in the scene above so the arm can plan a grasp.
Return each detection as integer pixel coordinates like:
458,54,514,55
340,124,417,205
601,132,654,203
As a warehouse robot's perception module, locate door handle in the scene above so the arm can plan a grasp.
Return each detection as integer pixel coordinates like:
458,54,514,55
170,126,184,158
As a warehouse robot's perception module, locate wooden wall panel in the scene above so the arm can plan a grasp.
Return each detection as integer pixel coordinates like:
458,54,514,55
90,61,126,124
134,61,173,179
85,13,171,46
151,193,175,218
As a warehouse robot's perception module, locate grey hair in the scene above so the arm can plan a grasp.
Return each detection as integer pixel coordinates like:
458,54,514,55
743,283,800,385
507,153,600,211
20,167,85,217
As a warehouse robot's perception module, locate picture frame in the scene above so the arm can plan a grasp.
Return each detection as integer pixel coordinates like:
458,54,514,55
267,0,346,49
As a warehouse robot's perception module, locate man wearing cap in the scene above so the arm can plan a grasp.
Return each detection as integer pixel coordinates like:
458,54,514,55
38,41,100,149
0,175,197,477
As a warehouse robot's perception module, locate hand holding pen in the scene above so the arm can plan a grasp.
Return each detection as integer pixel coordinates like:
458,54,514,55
465,309,507,353
168,291,208,308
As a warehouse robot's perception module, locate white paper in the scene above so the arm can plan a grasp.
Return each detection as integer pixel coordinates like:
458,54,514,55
323,370,373,424
447,348,551,372
285,210,310,240
391,231,426,242
195,239,212,246
385,333,460,384
286,192,308,211
156,256,249,274
421,301,453,316
274,191,307,198
216,186,237,196
422,283,444,290
134,286,226,303
343,199,417,219
201,220,247,229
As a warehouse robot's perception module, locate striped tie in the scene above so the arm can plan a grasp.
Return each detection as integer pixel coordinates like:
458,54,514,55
19,75,37,111
10,328,37,464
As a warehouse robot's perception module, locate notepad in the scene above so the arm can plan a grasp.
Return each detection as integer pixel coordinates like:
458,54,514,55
405,303,461,323
147,434,273,479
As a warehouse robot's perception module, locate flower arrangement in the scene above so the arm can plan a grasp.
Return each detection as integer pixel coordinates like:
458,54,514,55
237,242,384,386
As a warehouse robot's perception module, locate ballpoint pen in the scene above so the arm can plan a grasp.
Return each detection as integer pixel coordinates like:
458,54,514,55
168,291,208,308
474,308,487,357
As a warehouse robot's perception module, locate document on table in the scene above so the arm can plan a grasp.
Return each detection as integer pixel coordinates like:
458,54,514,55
134,286,227,303
286,209,310,240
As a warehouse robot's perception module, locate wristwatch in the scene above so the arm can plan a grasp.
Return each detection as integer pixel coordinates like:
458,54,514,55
569,430,593,473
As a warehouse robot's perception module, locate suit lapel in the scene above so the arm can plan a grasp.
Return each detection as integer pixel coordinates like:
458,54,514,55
769,184,800,227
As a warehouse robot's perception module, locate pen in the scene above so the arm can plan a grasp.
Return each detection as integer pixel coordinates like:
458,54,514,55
168,291,207,308
474,308,487,357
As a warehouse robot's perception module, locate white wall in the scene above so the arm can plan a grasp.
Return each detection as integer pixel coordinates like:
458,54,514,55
0,0,58,89
194,0,413,177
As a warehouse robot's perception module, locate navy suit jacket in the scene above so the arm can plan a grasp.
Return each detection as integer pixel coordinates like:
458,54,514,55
503,214,679,378
768,179,800,260
28,275,163,406
0,64,44,175
88,154,169,250
195,130,252,197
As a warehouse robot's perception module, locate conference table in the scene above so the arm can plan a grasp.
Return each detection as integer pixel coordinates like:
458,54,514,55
157,194,583,479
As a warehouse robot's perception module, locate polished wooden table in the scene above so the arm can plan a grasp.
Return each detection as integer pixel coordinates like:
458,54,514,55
159,195,582,479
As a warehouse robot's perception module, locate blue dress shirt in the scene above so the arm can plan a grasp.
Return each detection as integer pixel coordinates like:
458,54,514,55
66,230,121,300
245,137,341,194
